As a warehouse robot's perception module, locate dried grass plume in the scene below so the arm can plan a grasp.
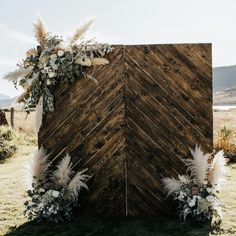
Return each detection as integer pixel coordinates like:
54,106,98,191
34,18,47,47
53,154,73,188
185,145,210,184
162,177,183,196
69,19,95,45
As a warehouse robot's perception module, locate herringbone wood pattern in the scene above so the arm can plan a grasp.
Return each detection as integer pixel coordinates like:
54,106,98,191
39,44,212,216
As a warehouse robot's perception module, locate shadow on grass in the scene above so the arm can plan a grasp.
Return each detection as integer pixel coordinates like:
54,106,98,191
6,216,212,236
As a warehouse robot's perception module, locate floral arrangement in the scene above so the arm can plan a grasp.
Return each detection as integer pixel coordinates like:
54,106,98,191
24,147,89,223
163,145,227,222
3,18,113,114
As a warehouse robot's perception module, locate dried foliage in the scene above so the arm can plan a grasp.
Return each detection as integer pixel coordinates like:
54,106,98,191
24,149,89,222
162,145,227,222
3,18,113,114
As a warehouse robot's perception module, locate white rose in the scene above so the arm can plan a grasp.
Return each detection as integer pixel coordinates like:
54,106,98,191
206,195,215,202
189,200,195,207
47,80,52,85
48,72,56,78
57,50,64,57
39,188,45,193
50,54,57,59
203,180,208,185
52,190,60,198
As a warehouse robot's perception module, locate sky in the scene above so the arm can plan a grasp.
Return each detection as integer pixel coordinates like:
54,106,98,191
0,0,236,97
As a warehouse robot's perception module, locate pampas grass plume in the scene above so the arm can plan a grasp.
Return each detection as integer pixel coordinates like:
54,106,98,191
34,18,47,47
186,145,210,185
53,154,73,188
2,68,32,81
69,19,94,45
67,169,89,200
162,177,183,196
25,147,50,188
208,150,227,189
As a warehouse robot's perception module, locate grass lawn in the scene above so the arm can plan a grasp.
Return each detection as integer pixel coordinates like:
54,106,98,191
0,145,235,236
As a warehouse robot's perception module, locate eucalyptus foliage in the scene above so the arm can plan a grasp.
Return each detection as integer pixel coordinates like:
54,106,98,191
4,19,113,113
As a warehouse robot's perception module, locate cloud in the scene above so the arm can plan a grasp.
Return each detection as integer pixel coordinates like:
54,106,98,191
0,22,35,44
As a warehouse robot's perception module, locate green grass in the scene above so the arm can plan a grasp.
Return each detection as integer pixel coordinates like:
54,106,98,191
0,146,236,236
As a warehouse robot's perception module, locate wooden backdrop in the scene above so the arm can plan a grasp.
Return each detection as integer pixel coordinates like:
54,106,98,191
39,44,212,216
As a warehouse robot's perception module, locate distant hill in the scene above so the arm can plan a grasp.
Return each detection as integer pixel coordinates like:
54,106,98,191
213,65,236,92
213,65,236,105
0,98,15,108
0,93,10,101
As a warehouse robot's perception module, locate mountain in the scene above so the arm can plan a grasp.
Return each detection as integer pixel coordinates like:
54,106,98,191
0,98,15,108
0,93,10,101
213,65,236,92
213,65,236,105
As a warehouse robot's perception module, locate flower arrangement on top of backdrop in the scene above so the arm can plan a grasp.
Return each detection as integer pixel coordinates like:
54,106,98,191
3,18,113,115
162,145,227,222
24,147,89,223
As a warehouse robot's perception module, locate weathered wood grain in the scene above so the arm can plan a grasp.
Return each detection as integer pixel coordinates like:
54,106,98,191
39,44,212,216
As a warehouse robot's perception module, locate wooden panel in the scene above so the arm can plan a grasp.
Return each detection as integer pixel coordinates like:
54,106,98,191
39,44,212,216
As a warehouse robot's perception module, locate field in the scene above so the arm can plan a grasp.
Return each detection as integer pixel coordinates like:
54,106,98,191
0,110,235,235
4,110,36,137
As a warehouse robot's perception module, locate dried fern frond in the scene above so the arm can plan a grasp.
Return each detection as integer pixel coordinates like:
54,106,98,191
53,154,73,188
162,177,183,196
69,19,94,45
91,58,109,66
34,18,47,47
35,96,43,133
208,150,227,189
185,145,210,185
2,68,32,81
26,48,38,57
67,169,89,200
25,147,50,187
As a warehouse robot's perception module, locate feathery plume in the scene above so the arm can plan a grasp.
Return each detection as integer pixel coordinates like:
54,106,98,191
208,150,227,189
162,177,183,196
185,145,210,185
67,169,89,200
26,48,38,57
25,147,50,187
53,154,73,188
91,58,109,66
35,96,43,133
69,19,94,45
2,68,32,81
34,18,47,47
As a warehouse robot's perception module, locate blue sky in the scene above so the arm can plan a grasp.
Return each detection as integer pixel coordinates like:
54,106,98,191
1,0,236,97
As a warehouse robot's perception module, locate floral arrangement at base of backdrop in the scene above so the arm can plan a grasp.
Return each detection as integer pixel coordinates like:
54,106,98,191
3,18,113,133
24,147,89,223
162,145,227,223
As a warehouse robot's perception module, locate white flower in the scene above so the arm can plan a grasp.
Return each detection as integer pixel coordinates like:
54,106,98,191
47,80,52,85
189,200,195,207
50,54,57,59
203,180,208,185
57,50,64,57
206,195,215,202
48,72,56,78
39,188,45,193
206,188,212,193
52,190,60,198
